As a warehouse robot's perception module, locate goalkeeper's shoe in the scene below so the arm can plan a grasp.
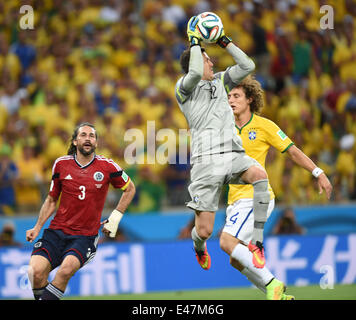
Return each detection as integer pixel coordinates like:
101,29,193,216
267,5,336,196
282,294,295,300
194,244,211,270
248,240,265,268
266,278,286,300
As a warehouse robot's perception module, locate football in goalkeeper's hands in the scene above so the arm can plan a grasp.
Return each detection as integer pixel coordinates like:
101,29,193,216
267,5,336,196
196,12,224,44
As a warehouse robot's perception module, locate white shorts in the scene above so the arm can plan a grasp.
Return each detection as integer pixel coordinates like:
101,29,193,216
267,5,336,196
222,198,275,244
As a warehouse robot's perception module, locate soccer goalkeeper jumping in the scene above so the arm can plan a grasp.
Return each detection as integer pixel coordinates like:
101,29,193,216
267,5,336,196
175,14,271,282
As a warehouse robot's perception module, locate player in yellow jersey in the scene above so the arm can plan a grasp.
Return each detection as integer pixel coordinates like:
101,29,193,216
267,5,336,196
219,76,332,300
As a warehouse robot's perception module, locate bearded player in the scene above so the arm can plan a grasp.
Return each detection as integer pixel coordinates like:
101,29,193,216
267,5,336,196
220,76,332,299
26,122,135,300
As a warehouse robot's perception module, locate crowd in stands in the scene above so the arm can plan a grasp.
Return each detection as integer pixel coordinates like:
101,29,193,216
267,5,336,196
0,0,355,216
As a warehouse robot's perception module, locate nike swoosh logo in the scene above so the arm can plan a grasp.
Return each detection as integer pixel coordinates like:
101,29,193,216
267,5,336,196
259,202,269,205
253,251,265,266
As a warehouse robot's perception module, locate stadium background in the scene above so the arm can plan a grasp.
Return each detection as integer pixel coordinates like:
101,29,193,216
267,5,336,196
0,0,355,299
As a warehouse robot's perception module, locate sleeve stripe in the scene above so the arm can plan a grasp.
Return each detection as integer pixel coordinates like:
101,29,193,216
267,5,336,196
282,142,295,153
175,79,185,103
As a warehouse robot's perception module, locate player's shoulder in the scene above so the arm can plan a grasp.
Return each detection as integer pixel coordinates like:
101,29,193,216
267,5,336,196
51,155,73,174
95,155,122,171
53,155,74,167
213,71,224,81
253,114,279,128
176,75,184,86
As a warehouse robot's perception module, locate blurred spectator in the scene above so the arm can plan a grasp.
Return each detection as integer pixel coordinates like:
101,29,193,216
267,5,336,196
292,27,312,84
15,143,46,211
0,80,27,115
161,0,187,29
270,27,293,93
272,207,305,235
129,165,166,213
9,30,36,70
334,134,355,201
0,221,21,247
322,73,346,124
0,144,18,215
99,0,122,23
94,82,120,115
250,9,271,86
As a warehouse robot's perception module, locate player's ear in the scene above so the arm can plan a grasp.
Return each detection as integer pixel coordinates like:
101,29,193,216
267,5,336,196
73,139,78,146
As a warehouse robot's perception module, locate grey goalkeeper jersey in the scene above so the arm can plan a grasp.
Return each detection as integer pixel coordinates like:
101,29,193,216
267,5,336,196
175,44,255,163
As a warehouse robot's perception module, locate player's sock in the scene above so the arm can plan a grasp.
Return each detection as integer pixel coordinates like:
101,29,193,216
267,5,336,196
231,243,274,285
40,282,64,300
251,179,269,244
191,226,207,252
32,286,46,300
241,268,266,293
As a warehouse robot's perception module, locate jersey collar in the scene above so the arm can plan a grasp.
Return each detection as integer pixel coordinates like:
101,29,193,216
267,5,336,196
235,113,254,134
74,153,96,169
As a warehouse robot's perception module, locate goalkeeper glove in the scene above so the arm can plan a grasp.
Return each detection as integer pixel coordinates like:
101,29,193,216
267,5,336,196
187,16,202,47
103,209,123,238
216,29,232,48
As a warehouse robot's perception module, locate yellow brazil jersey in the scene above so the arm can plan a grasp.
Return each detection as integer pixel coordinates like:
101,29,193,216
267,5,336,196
228,114,294,204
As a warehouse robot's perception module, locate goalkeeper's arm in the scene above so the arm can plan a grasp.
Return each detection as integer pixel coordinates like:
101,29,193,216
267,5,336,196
102,180,136,238
216,30,255,86
180,15,204,92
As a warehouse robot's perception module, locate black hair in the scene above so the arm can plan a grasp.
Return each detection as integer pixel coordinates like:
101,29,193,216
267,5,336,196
180,47,206,74
67,122,97,155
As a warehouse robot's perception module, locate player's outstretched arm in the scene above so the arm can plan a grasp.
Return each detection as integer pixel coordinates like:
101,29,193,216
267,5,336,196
26,195,57,242
181,16,204,92
286,145,333,199
224,43,255,85
216,29,255,87
102,180,136,238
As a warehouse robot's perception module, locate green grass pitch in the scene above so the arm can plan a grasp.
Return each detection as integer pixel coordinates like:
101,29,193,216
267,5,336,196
65,284,356,300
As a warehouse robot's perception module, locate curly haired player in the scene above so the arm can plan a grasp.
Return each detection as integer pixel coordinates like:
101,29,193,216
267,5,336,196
220,76,332,299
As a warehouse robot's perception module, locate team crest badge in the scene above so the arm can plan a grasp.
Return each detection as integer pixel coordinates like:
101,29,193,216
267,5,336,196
248,130,257,141
34,241,42,248
93,171,104,181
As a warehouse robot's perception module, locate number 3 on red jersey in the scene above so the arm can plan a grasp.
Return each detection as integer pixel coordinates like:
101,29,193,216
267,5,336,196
78,185,86,200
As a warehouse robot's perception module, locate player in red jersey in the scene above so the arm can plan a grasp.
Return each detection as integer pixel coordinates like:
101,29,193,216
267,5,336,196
26,122,136,300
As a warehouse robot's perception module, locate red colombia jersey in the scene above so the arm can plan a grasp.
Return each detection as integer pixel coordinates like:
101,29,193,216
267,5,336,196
48,154,130,236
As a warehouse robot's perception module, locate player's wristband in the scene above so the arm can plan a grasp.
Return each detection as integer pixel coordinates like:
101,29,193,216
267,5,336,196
190,36,201,47
217,35,232,48
104,209,123,238
312,167,324,178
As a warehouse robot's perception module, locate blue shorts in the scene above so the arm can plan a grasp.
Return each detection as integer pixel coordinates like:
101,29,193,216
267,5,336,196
31,228,99,269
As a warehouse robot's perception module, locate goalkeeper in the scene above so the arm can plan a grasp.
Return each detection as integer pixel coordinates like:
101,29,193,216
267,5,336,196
175,16,270,273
